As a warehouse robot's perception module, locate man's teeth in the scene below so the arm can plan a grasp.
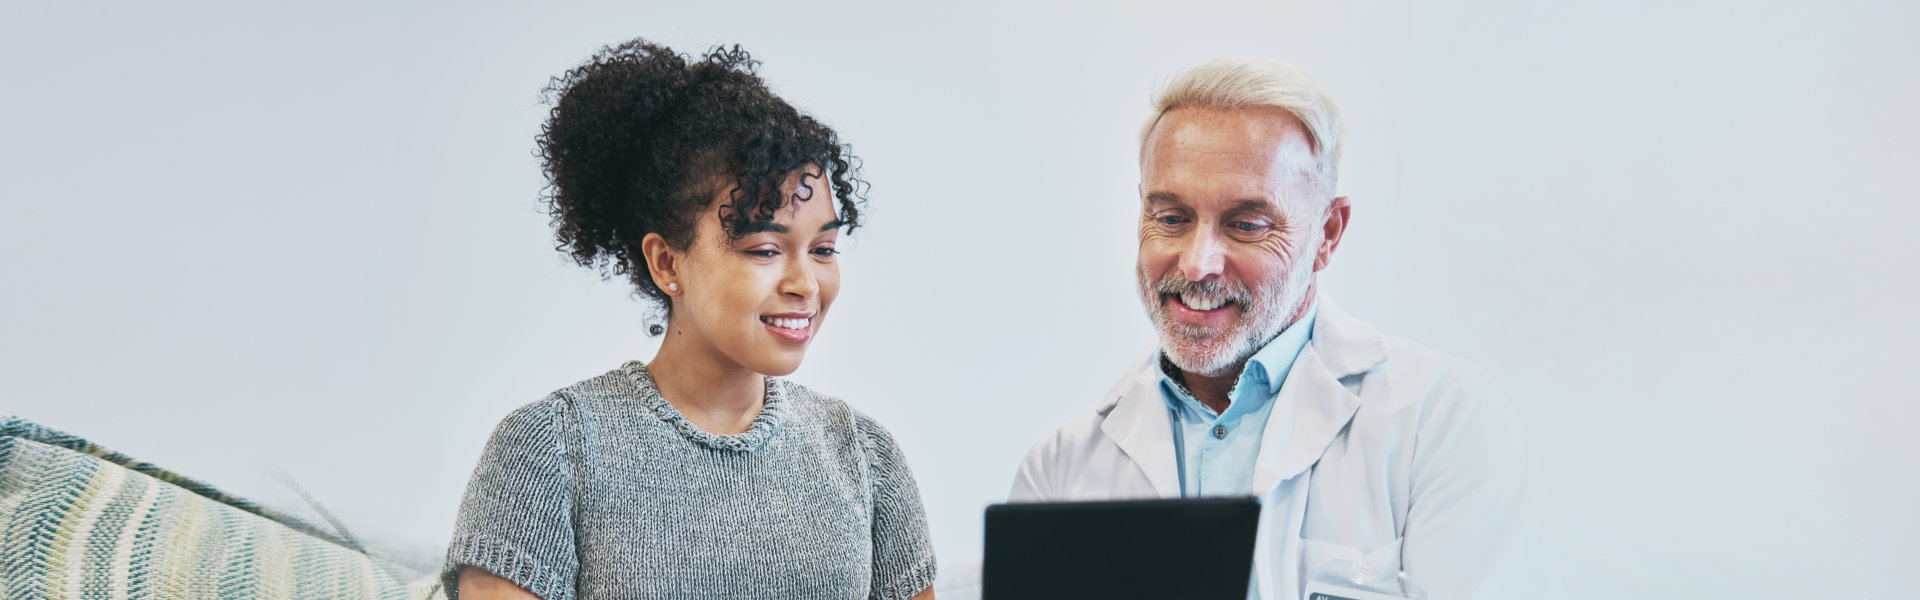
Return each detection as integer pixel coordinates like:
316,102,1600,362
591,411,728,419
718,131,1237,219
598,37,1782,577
763,317,811,331
1178,293,1229,311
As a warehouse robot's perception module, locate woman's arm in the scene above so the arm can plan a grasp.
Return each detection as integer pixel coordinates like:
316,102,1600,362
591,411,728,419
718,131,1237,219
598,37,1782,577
462,565,926,600
458,566,544,600
855,413,939,600
440,399,578,600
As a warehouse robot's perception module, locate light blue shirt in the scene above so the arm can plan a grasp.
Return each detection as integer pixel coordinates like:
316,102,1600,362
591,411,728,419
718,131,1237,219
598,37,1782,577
1158,303,1317,497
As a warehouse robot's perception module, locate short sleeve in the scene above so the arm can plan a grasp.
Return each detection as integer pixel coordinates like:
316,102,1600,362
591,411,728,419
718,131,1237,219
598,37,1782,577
856,414,937,600
441,397,579,600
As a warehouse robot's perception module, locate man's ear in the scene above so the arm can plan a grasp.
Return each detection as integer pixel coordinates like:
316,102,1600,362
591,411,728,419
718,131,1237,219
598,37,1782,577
641,233,681,295
1313,195,1351,272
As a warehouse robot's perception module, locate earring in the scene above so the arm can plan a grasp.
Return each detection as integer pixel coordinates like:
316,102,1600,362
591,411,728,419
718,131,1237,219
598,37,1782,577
667,282,679,293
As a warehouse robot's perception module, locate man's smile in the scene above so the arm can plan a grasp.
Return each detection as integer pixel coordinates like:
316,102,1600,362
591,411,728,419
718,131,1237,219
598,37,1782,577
1164,293,1239,327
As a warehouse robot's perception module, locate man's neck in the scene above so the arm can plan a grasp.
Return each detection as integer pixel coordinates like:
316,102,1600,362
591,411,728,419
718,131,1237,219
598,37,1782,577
1163,353,1245,415
1179,366,1242,414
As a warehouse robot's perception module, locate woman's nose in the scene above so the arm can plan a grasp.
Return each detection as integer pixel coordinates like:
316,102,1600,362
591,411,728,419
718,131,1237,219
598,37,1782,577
779,255,819,299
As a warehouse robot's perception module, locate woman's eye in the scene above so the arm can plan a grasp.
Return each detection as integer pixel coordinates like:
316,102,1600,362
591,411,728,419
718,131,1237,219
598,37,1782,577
810,247,839,257
746,249,779,258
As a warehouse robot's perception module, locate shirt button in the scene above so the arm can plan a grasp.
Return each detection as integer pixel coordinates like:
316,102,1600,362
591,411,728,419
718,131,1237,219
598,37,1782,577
1212,425,1228,439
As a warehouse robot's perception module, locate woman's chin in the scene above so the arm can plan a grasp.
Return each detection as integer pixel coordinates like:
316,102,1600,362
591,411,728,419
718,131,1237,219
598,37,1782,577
741,351,807,378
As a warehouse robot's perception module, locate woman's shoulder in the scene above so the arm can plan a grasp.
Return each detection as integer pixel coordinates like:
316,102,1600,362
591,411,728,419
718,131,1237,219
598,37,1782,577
488,362,653,437
776,379,863,430
776,378,845,417
775,379,905,458
553,360,652,406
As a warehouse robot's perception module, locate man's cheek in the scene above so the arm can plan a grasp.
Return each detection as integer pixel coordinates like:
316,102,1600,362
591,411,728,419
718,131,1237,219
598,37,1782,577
1142,247,1180,273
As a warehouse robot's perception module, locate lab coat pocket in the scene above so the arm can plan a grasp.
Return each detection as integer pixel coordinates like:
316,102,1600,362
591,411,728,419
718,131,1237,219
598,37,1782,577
1300,537,1408,597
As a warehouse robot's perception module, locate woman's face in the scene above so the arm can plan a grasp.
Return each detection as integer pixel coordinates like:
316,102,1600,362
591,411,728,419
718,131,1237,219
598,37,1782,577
667,168,843,377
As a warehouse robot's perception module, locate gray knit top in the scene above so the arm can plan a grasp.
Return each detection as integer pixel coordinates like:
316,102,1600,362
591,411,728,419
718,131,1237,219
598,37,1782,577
441,361,936,600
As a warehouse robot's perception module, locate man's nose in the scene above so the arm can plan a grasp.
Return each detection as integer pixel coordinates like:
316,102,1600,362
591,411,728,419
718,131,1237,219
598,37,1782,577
1178,225,1227,281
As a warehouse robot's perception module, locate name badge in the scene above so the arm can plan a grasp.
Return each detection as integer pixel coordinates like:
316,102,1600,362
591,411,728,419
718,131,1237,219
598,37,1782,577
1304,580,1409,600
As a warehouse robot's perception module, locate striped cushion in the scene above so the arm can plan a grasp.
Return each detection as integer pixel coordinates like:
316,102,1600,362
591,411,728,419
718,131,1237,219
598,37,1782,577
0,415,436,599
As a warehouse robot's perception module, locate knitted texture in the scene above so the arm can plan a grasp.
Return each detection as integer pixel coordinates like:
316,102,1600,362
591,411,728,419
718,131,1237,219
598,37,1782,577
0,414,428,599
442,361,936,600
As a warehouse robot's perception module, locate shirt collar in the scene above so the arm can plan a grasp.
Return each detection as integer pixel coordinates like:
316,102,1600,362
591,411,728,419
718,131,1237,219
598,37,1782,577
1244,301,1318,399
1158,301,1319,416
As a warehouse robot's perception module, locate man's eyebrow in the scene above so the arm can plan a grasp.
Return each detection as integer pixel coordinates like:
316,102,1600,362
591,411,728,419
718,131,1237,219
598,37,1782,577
1229,198,1282,215
1144,191,1183,205
1144,194,1278,215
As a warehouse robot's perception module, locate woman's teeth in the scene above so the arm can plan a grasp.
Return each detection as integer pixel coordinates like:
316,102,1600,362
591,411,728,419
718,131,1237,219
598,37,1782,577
763,316,811,331
1177,293,1229,311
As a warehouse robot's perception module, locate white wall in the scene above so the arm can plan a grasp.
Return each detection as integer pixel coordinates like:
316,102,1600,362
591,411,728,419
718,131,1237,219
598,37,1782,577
2,1,1915,597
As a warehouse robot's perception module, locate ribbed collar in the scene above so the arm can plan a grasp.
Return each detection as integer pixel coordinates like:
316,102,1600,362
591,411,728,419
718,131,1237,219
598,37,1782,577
621,361,787,452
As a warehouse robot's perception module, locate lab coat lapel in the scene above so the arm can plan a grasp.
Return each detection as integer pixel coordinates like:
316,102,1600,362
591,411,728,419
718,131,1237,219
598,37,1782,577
1250,296,1388,495
1250,346,1356,597
1098,353,1182,498
1249,346,1354,600
1096,296,1389,502
1251,297,1388,600
1255,473,1312,600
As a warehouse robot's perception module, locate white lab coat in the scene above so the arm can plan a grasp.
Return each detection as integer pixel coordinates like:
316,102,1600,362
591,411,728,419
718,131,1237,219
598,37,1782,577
1009,296,1529,600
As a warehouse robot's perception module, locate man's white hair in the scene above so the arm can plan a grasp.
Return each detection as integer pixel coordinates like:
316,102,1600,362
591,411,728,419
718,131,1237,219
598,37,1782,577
1141,57,1344,201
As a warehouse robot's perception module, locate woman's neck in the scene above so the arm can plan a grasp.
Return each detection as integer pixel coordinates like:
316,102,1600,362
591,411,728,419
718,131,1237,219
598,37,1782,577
647,323,766,436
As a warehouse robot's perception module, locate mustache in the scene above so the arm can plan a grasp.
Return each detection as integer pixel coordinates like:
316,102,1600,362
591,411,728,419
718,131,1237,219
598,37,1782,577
1151,275,1253,307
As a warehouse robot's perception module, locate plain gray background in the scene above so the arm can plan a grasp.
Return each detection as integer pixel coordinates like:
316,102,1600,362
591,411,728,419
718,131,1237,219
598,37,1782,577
3,1,1915,597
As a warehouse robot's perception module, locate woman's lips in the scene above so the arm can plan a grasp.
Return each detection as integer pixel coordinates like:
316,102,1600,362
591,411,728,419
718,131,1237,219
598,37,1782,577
760,314,813,344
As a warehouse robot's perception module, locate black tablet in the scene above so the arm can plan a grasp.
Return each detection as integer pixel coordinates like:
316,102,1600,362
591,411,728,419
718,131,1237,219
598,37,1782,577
983,496,1263,600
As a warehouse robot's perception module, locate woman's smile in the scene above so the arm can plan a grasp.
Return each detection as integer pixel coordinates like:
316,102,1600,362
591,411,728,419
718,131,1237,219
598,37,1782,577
760,312,815,343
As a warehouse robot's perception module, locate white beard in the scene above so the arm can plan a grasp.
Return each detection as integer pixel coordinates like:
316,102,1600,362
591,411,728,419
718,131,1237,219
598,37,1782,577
1141,251,1316,377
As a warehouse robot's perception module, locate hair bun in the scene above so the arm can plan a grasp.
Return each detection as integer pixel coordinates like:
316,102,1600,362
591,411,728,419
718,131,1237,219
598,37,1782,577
536,37,864,332
536,40,699,282
542,40,689,179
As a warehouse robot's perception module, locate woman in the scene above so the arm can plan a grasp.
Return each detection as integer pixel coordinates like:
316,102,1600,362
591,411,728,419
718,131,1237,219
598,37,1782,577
441,39,936,600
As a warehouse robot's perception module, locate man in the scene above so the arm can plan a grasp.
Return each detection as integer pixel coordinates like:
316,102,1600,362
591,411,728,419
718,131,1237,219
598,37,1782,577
1008,58,1529,600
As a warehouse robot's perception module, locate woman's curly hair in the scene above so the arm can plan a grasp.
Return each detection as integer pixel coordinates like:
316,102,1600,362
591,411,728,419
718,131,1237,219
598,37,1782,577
537,38,866,320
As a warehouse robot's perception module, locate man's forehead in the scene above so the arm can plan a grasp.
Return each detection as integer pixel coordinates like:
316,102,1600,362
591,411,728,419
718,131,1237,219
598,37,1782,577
1148,108,1312,160
1141,107,1320,205
1145,106,1312,153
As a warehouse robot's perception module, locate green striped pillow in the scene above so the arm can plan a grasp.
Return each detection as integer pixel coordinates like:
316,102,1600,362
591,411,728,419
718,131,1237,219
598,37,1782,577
0,415,439,599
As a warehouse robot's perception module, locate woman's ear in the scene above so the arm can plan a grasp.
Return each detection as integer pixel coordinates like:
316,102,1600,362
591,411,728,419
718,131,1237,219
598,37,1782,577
641,232,681,296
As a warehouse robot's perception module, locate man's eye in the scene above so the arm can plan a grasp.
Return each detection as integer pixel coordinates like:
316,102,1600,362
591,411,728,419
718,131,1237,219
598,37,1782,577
1158,216,1187,226
1233,221,1264,232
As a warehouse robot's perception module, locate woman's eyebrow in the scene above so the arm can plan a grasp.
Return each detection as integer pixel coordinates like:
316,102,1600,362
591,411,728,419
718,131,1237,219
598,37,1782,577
735,218,844,235
738,221,789,234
